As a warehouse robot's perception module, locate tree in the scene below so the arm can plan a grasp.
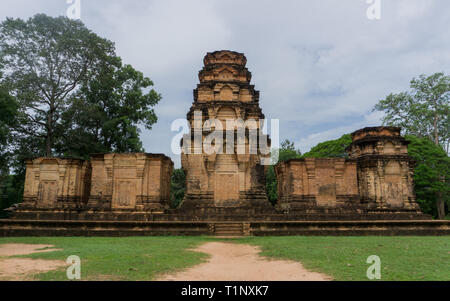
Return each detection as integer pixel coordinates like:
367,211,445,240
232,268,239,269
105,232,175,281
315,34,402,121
57,63,161,158
0,14,117,157
374,73,449,151
0,14,161,210
0,174,24,218
0,84,21,217
406,135,449,219
374,73,449,219
301,134,352,158
0,84,18,173
171,168,186,208
266,139,302,204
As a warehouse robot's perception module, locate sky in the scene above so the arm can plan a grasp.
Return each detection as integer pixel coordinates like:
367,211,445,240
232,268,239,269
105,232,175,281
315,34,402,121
1,0,449,167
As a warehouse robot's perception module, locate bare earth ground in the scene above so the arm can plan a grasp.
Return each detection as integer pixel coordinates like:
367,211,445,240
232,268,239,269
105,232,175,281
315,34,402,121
0,244,66,281
157,242,332,281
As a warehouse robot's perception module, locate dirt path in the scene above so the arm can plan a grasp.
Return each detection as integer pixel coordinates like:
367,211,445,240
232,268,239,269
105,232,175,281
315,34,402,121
157,242,332,281
0,244,66,281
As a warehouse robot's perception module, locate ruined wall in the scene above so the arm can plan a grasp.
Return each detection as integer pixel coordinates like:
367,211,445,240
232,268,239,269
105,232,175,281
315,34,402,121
348,127,419,210
275,127,421,213
22,158,91,209
275,158,359,212
18,153,173,214
87,153,173,211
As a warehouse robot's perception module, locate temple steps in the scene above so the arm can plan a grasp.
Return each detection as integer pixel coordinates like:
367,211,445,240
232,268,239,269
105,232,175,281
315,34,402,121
213,223,244,236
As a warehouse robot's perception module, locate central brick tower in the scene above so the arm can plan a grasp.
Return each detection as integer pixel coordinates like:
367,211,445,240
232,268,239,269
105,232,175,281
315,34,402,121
180,50,273,213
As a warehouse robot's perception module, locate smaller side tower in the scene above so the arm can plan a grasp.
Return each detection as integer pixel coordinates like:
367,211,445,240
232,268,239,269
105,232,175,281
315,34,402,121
348,127,420,211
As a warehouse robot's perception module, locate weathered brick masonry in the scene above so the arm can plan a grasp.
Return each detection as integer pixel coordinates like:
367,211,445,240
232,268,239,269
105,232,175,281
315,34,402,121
2,51,448,236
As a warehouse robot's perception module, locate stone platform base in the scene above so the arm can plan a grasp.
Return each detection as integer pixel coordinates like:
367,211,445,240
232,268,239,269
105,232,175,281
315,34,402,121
9,207,431,222
1,219,449,236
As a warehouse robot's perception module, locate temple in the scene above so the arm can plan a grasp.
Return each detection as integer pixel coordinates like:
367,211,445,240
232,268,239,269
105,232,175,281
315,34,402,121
1,50,448,236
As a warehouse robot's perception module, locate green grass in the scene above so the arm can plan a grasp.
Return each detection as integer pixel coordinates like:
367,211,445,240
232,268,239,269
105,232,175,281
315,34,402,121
0,236,212,280
233,236,450,281
0,236,449,281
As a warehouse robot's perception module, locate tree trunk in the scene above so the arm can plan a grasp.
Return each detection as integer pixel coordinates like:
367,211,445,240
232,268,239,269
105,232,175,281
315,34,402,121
46,134,52,157
433,113,439,146
436,174,446,219
46,112,53,157
436,192,445,220
432,111,445,219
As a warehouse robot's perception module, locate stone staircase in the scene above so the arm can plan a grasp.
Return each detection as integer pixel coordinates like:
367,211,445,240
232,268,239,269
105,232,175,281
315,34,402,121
213,223,244,236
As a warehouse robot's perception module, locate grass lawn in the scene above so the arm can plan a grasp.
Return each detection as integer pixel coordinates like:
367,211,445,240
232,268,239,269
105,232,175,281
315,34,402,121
235,236,450,281
0,236,211,280
0,236,449,281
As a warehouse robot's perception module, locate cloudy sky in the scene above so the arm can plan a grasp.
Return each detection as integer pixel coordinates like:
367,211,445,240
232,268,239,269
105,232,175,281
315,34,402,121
1,0,449,166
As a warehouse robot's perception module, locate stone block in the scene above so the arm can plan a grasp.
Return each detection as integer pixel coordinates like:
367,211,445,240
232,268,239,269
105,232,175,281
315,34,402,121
275,158,359,212
87,153,173,211
21,158,91,209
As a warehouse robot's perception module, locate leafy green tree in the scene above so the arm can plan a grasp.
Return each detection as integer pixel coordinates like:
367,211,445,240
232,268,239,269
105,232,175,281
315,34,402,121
0,174,24,218
266,139,302,204
406,135,449,218
171,168,186,208
57,63,161,158
0,14,117,157
0,84,21,217
0,14,161,210
301,134,352,158
0,84,18,173
374,73,449,219
374,73,449,151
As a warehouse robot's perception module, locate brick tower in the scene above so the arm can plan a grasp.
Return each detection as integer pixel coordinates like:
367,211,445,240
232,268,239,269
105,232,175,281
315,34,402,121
180,50,273,212
348,127,421,211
